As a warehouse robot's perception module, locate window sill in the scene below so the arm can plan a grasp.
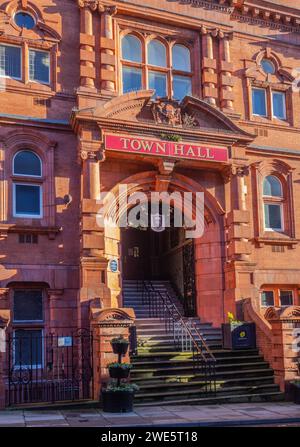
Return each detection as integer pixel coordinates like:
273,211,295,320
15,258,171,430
0,224,61,240
253,235,299,248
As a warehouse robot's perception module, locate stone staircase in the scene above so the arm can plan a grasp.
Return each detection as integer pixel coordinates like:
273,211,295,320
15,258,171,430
123,279,285,406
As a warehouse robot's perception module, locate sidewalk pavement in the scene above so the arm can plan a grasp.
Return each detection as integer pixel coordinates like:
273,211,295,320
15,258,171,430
0,402,299,427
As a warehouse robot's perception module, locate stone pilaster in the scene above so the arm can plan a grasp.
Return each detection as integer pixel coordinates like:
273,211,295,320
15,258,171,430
201,27,218,106
99,4,117,94
90,308,135,400
78,0,98,90
0,310,10,409
265,306,300,392
219,33,235,111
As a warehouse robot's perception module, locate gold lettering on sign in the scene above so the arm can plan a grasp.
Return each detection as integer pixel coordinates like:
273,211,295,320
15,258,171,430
186,146,195,157
120,138,130,149
174,145,184,156
131,140,141,151
155,142,167,154
140,141,154,151
207,148,215,159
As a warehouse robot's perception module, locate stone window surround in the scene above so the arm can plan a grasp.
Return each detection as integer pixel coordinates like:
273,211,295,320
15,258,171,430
0,130,57,235
245,49,295,126
0,36,57,93
118,29,195,99
260,286,299,310
251,160,295,245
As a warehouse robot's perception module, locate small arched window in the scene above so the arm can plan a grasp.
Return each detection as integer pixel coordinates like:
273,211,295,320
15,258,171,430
263,175,282,197
12,150,43,218
147,40,167,67
121,34,143,94
263,175,283,231
122,34,142,63
147,40,167,98
172,45,191,72
13,150,42,177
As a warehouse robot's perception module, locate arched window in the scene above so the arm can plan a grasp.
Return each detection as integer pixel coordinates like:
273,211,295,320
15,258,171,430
147,40,167,98
172,44,192,101
263,175,283,231
120,34,193,100
147,40,166,67
122,34,142,63
121,35,143,94
13,150,43,218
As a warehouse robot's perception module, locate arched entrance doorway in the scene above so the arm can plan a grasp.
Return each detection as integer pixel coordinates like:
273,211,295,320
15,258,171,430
103,171,225,326
121,207,197,316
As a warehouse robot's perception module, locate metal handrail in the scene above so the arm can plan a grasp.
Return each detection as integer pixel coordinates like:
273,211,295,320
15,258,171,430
140,280,216,395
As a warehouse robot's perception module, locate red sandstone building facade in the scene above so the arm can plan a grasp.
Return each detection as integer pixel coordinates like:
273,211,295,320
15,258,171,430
0,0,300,407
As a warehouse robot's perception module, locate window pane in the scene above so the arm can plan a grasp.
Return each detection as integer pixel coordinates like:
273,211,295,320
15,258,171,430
172,45,191,72
264,203,282,230
148,40,166,67
263,176,282,197
14,290,43,321
14,12,35,29
149,71,167,98
252,89,266,116
0,45,21,79
261,59,275,75
13,329,43,367
272,92,285,119
280,290,293,307
15,184,41,216
29,50,50,83
14,151,42,176
122,35,142,63
122,66,142,93
173,75,192,101
261,291,274,307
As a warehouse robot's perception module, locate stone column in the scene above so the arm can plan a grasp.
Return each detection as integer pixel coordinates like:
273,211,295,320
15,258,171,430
201,28,217,106
99,5,117,93
0,310,10,409
90,308,135,401
78,0,97,89
220,33,234,111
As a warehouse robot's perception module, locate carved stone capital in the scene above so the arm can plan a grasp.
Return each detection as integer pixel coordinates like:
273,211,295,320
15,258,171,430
78,0,99,11
80,150,105,162
0,288,9,299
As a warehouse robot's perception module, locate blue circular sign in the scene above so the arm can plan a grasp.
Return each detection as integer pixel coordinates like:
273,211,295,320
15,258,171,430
109,259,118,273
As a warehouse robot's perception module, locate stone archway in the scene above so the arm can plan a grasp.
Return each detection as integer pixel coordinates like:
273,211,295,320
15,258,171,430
103,171,225,327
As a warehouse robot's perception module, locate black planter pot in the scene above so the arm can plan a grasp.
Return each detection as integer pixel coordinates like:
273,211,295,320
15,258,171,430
101,389,134,413
111,342,129,355
109,367,131,379
222,322,256,350
290,383,300,404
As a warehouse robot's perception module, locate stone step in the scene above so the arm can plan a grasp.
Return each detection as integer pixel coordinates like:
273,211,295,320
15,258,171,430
132,368,274,383
132,359,270,371
135,375,275,392
134,383,280,401
134,391,285,407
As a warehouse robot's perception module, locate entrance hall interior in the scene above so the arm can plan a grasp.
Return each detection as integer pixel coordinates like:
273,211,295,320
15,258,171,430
121,205,196,316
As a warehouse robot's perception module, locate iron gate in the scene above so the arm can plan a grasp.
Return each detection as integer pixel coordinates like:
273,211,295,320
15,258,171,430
5,329,94,406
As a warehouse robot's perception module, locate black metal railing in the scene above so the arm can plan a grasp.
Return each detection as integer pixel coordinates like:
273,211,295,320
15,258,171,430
140,280,216,395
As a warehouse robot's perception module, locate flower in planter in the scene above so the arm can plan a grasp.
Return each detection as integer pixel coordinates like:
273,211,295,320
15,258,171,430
111,337,129,344
107,362,133,370
106,383,139,393
227,312,242,324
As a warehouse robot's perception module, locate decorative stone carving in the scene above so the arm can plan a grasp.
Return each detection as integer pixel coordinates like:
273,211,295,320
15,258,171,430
151,99,182,126
77,0,99,11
